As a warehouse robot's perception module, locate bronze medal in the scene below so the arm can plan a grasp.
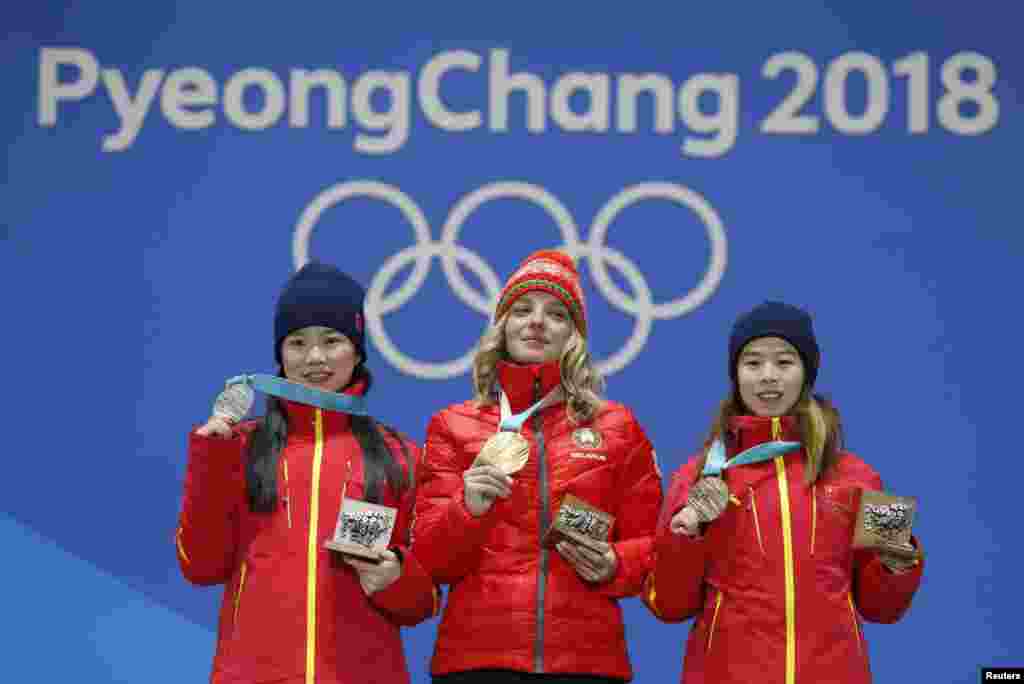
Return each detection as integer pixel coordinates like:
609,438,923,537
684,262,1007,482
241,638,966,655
687,476,730,524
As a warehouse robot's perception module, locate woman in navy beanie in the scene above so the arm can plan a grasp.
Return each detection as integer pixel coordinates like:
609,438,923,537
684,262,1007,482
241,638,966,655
644,301,924,684
175,262,437,684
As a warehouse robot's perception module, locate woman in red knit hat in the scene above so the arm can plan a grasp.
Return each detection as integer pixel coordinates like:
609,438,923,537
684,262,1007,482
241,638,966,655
414,250,663,683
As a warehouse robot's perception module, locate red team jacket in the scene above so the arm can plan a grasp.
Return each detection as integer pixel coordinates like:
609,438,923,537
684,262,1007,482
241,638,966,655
414,361,663,680
644,414,924,684
176,398,437,684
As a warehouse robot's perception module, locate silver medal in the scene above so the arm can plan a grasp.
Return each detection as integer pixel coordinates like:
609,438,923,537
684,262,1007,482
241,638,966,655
213,382,254,424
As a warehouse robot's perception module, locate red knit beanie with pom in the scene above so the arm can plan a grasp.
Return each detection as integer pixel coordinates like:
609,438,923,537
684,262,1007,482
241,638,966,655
493,250,587,337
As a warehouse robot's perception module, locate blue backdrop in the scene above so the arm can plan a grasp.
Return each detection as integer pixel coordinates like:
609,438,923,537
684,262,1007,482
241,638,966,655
3,3,1021,682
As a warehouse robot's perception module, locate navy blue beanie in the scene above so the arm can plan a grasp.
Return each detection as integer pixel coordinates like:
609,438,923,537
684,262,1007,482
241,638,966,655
274,262,366,365
729,301,820,388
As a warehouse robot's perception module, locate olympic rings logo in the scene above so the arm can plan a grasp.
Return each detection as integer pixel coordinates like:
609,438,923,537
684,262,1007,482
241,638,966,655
293,181,728,380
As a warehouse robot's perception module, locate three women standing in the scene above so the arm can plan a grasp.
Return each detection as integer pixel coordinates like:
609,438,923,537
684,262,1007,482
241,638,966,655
178,258,923,684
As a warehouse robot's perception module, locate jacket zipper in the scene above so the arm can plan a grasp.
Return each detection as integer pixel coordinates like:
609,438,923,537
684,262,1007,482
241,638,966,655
533,378,549,674
233,560,248,634
772,416,797,684
706,589,723,653
306,409,325,684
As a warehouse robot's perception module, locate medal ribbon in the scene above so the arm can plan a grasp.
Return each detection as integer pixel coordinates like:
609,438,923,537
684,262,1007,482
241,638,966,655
226,374,369,416
498,385,563,432
702,438,802,477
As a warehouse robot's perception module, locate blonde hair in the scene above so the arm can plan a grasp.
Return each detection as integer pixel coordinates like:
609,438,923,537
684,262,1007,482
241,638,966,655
696,387,843,485
472,312,605,424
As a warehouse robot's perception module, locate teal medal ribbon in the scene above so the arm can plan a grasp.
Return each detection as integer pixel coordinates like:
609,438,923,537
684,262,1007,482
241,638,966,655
498,384,562,432
701,438,802,477
227,374,369,416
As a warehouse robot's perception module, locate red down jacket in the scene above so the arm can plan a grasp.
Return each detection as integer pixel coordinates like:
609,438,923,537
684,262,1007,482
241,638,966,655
176,393,437,684
413,361,663,680
644,414,924,684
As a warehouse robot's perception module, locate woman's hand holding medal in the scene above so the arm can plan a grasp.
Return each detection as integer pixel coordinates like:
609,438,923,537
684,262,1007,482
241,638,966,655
463,464,514,517
196,415,234,438
671,476,730,537
670,506,702,536
464,430,530,517
196,382,254,438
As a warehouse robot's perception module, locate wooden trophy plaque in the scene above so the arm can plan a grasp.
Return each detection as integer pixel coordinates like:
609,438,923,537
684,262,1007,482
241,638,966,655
544,494,615,552
324,498,397,564
852,489,921,560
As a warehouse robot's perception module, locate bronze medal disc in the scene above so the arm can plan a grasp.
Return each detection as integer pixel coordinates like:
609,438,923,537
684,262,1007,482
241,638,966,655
687,476,730,523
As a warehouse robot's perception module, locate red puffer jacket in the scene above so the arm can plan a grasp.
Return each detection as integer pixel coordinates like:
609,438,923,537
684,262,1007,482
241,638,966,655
176,390,437,684
414,361,662,680
644,415,924,684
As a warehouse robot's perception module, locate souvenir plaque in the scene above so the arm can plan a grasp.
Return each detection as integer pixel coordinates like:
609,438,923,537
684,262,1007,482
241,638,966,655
852,489,921,560
473,431,530,475
324,499,397,564
686,476,730,524
544,494,615,552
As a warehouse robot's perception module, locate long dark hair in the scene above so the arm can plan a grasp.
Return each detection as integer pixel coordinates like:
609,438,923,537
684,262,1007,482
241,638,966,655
245,366,410,513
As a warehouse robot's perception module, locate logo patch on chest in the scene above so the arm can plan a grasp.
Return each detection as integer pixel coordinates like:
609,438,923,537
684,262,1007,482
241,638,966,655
820,484,856,513
572,427,604,449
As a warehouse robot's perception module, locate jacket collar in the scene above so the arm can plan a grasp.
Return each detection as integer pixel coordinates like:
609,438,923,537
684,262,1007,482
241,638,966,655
281,375,368,436
729,414,800,452
496,360,563,414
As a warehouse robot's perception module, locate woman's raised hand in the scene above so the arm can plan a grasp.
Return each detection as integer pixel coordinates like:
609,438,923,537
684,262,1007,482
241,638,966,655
463,464,513,517
196,415,234,438
670,506,701,536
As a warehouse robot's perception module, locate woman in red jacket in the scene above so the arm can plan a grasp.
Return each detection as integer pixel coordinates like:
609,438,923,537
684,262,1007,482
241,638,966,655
644,301,924,684
414,250,663,684
176,262,437,684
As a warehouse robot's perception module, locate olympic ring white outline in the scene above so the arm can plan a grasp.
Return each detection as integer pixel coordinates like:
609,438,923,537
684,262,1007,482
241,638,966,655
293,180,728,379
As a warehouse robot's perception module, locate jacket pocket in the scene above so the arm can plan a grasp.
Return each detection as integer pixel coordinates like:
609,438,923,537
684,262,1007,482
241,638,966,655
706,486,763,578
223,548,305,681
847,592,862,655
705,588,724,654
747,487,766,557
813,485,856,563
232,560,248,636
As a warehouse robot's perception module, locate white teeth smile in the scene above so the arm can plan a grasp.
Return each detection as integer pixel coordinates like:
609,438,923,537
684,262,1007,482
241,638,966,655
758,392,782,400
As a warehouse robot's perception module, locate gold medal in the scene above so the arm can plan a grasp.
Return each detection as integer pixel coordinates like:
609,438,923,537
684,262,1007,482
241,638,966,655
687,476,730,523
474,431,530,475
